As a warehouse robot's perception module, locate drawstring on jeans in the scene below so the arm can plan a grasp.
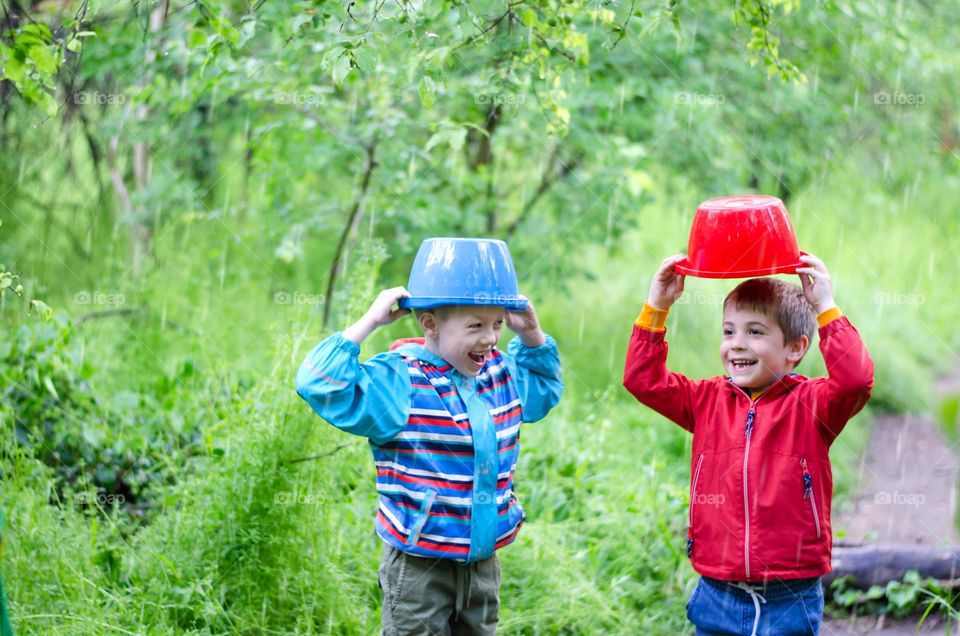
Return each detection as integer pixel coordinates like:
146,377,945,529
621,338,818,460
454,561,478,618
733,582,767,636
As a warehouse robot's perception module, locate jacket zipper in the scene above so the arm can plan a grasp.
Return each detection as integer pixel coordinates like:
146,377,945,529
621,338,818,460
800,458,822,539
688,453,705,557
742,406,755,579
740,388,769,580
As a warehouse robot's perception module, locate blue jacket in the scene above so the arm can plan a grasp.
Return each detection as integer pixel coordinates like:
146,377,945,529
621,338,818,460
295,333,563,561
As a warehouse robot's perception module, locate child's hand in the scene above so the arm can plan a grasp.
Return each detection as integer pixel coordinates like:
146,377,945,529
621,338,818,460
646,255,687,310
505,296,547,347
796,253,837,314
366,287,412,328
343,287,411,345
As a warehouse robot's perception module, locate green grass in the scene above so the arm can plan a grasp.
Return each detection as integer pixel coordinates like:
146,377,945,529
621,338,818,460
2,148,960,634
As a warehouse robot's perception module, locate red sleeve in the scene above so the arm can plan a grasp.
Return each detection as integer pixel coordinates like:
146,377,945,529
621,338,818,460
622,325,704,433
808,316,875,444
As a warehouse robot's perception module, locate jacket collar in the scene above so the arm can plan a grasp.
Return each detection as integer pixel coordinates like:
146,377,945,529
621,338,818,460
395,342,458,376
725,372,807,401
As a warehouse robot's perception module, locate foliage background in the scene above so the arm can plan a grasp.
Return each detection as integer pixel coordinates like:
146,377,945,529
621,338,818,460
2,0,959,633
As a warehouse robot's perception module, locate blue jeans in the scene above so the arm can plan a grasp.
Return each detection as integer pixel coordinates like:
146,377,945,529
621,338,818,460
686,576,823,636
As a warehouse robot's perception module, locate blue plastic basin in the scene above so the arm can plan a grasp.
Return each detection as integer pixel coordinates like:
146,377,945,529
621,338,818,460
398,238,528,311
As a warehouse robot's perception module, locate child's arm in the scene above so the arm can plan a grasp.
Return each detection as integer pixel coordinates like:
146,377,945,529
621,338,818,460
502,297,564,422
797,254,875,442
623,255,704,432
294,287,413,446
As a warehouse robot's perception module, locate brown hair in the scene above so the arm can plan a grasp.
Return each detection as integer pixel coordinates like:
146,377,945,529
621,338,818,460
723,278,816,344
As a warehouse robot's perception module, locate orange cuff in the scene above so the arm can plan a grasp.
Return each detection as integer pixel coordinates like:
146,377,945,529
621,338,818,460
635,301,669,332
817,306,843,328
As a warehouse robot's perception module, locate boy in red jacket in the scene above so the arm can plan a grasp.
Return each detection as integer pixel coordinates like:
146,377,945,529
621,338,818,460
623,253,874,636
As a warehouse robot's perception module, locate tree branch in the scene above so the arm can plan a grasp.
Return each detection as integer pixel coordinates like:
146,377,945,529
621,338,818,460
287,443,352,464
322,139,379,328
505,150,581,237
454,1,525,50
74,306,196,333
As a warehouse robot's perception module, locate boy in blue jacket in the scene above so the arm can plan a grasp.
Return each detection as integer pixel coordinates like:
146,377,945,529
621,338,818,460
295,286,563,635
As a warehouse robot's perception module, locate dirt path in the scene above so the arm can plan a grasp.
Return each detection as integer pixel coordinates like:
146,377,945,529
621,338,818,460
822,361,960,634
832,413,958,547
823,613,952,635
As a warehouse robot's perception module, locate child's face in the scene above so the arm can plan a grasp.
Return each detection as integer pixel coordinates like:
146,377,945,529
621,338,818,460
421,305,506,377
719,304,807,391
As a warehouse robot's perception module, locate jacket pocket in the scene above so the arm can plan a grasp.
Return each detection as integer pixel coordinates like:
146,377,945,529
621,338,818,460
800,458,822,539
687,453,705,557
407,488,437,546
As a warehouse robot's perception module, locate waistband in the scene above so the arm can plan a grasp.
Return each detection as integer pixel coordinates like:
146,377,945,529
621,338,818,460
702,575,822,600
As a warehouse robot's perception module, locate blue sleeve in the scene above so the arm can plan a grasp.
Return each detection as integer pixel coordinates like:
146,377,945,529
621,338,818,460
505,334,564,423
294,332,410,446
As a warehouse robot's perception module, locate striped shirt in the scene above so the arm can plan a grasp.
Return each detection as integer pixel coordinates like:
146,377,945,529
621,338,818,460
295,333,563,562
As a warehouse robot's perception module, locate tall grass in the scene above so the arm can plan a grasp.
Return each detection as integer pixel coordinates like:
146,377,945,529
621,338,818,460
2,148,959,633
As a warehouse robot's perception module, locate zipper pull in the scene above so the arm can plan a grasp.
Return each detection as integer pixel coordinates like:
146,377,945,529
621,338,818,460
686,537,693,557
744,409,755,437
801,458,813,498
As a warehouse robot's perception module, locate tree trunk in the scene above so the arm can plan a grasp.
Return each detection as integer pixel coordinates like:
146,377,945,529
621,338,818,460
826,543,960,588
127,0,168,274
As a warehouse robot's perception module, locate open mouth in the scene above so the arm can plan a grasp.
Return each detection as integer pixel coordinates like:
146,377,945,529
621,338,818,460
730,359,758,371
467,350,487,365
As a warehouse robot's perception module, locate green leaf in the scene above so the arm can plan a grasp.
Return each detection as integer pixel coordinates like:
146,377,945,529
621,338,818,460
20,23,53,44
291,13,313,34
238,19,257,47
3,55,26,83
353,45,378,72
425,127,467,153
28,44,58,74
332,54,352,88
28,299,53,321
447,127,466,152
43,376,59,400
36,90,58,116
188,29,208,49
419,75,437,108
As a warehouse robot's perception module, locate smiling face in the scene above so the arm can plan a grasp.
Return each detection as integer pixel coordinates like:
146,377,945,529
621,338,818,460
720,305,809,391
419,305,505,376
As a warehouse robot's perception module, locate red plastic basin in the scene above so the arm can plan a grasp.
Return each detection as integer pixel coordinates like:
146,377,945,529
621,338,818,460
674,195,805,279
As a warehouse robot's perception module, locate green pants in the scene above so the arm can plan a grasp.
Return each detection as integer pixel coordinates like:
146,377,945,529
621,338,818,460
378,542,501,636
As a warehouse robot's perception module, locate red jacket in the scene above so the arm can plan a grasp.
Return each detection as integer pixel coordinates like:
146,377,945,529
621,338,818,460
623,315,874,582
